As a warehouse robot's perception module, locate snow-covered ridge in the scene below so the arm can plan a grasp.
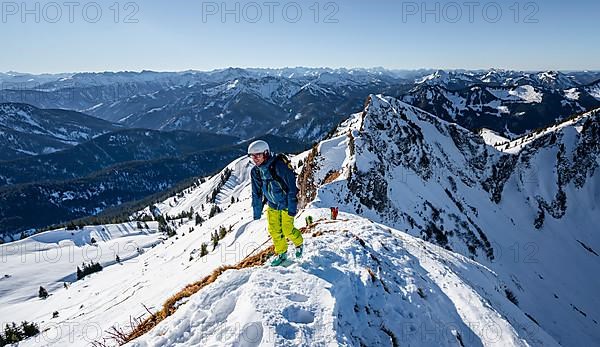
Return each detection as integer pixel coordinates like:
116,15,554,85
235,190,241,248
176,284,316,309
127,213,558,347
301,94,600,346
415,69,583,90
479,128,510,147
1,157,265,346
494,108,599,154
3,68,599,143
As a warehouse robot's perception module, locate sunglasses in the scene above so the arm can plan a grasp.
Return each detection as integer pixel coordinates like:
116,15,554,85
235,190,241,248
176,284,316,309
248,153,263,158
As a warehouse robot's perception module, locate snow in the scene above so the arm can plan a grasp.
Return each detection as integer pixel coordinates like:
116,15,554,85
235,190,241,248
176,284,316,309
588,84,600,101
0,155,287,346
0,223,161,343
534,71,577,89
499,110,592,154
305,95,600,346
202,78,301,105
444,91,467,110
16,110,43,129
227,79,239,90
146,105,167,114
127,213,558,347
14,148,38,156
83,103,105,112
488,86,542,103
510,85,543,103
299,82,334,96
497,105,510,114
564,88,580,100
416,70,450,84
479,128,509,147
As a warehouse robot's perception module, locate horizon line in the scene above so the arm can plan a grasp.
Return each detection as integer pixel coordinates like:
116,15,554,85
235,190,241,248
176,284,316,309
3,66,600,76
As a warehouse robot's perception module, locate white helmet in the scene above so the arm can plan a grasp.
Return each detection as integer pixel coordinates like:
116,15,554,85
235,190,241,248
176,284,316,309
247,140,270,155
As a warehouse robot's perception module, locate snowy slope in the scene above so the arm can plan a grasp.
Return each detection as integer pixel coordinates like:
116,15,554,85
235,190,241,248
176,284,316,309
299,95,600,346
0,223,161,344
403,73,600,136
478,128,510,148
487,85,542,104
491,109,597,154
416,69,580,90
1,155,284,346
0,167,263,346
127,212,558,347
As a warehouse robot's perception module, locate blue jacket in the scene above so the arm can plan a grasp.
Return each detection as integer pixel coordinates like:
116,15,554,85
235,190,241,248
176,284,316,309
251,154,298,220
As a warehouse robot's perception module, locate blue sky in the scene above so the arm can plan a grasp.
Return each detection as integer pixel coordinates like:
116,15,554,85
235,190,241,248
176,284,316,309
1,0,598,73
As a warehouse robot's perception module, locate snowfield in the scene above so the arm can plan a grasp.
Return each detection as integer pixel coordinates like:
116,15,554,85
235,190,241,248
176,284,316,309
488,86,543,104
479,128,510,147
127,212,558,347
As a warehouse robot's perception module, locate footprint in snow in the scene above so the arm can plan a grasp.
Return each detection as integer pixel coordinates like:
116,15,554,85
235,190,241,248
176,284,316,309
275,322,297,340
285,293,309,303
239,321,264,346
282,306,315,324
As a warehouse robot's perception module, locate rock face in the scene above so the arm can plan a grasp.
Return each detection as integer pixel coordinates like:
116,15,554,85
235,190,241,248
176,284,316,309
298,94,600,345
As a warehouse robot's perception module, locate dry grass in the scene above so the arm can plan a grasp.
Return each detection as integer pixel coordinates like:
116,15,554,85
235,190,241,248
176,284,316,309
323,170,341,184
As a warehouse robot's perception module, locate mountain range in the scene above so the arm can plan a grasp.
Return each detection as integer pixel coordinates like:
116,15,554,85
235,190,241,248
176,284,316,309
0,103,120,160
3,68,599,142
1,67,599,243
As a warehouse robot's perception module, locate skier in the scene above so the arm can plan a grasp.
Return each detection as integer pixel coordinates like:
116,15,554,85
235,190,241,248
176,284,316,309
248,140,304,266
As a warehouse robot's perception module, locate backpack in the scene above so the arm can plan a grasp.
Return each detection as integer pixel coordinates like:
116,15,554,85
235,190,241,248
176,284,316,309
267,154,293,193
